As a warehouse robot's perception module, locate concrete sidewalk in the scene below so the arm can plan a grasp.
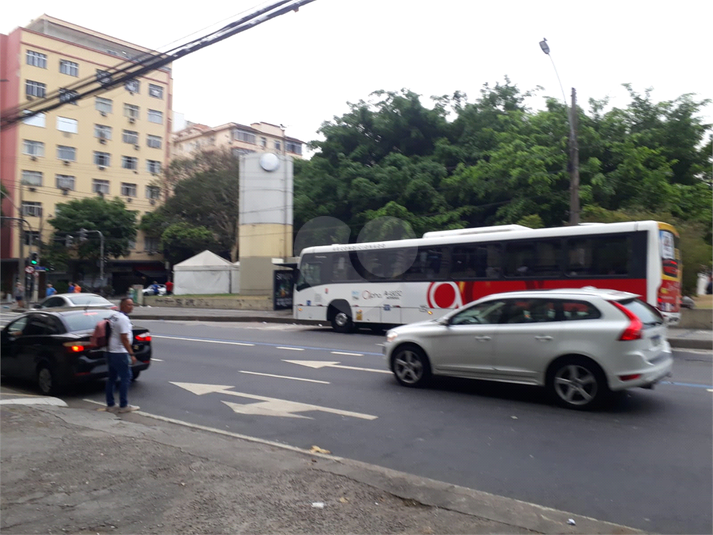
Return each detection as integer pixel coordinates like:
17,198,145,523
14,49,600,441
128,305,713,350
0,402,642,534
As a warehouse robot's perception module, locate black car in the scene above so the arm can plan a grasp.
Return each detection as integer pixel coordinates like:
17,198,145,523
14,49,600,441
1,309,151,395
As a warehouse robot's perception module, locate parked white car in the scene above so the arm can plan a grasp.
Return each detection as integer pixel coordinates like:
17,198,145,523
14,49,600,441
142,284,166,296
383,288,672,409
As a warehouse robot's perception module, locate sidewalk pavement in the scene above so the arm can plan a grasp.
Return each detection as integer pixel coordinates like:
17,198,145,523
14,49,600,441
0,402,642,534
127,305,713,350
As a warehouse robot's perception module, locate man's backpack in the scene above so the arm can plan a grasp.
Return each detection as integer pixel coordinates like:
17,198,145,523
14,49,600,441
90,318,112,349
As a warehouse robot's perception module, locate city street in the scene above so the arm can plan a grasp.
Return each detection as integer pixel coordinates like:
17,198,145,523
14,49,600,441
4,318,712,533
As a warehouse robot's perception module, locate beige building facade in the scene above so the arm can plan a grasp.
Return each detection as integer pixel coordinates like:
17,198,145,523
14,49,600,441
171,121,304,161
1,15,173,293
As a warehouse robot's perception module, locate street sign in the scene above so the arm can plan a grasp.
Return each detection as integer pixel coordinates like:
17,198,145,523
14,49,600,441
24,266,35,274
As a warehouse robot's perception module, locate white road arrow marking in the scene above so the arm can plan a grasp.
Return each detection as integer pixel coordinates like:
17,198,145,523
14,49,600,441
170,382,377,420
239,370,329,384
283,360,391,374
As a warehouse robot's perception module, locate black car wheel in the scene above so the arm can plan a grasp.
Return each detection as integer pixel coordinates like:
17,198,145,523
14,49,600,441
391,345,432,388
547,356,608,410
131,370,140,381
37,364,61,396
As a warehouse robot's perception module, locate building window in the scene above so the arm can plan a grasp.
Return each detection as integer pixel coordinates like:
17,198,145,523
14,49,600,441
57,146,76,161
95,124,112,140
147,135,162,149
286,141,302,155
21,171,43,186
123,130,139,144
124,79,139,93
146,160,161,174
56,174,75,190
26,51,47,68
21,201,43,217
121,156,138,170
60,59,79,77
148,84,163,99
147,109,163,124
128,239,136,250
96,97,112,114
121,183,137,197
94,152,111,166
22,112,46,128
26,80,46,98
23,231,41,246
23,140,45,157
57,116,78,134
124,104,139,120
92,179,110,195
146,186,161,200
96,69,112,86
260,137,267,148
144,237,159,252
232,129,256,144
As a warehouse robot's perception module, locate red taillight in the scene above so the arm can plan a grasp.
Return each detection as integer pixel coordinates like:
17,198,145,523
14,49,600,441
63,341,89,353
135,333,151,342
610,301,643,341
619,374,642,381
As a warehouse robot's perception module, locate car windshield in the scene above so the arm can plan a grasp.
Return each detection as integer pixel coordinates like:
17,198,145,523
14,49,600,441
618,298,664,326
67,295,111,306
63,310,116,332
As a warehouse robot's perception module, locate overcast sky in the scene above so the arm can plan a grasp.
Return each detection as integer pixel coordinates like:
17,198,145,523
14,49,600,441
3,0,711,147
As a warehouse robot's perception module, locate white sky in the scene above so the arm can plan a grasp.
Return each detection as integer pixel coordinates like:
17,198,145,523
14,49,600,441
3,0,711,147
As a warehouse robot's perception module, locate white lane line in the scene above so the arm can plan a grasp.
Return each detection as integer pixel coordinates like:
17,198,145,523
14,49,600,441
239,370,329,384
276,346,304,351
152,335,254,347
331,351,364,357
152,358,164,362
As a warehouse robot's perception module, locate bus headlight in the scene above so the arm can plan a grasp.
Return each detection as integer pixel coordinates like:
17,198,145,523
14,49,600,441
386,331,398,343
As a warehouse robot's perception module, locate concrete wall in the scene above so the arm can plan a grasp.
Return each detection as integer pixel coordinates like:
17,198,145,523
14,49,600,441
144,295,271,310
678,308,713,330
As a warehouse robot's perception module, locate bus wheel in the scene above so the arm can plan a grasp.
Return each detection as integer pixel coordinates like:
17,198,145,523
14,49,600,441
331,310,354,333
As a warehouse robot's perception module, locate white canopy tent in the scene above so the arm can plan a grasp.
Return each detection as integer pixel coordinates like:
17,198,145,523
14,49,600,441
173,250,240,295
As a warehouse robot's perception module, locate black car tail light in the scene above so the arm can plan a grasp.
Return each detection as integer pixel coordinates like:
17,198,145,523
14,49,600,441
63,341,91,353
135,333,151,342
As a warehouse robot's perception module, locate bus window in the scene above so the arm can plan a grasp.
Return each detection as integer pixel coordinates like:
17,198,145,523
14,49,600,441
451,245,502,279
566,236,630,277
504,240,562,277
296,254,325,291
331,253,359,282
404,247,445,281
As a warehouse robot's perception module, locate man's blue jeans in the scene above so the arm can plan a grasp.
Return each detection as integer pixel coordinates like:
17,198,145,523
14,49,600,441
106,352,130,408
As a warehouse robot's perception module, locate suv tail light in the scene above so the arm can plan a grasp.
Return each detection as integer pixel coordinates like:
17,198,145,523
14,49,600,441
610,301,643,341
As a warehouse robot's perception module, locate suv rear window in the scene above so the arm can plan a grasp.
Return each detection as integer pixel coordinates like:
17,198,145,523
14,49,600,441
616,298,664,326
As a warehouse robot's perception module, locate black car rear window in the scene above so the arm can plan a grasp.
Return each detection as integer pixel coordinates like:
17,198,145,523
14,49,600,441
63,310,116,332
67,295,111,306
618,298,664,326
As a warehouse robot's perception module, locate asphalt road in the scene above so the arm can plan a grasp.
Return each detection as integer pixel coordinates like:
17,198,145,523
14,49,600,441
7,319,713,534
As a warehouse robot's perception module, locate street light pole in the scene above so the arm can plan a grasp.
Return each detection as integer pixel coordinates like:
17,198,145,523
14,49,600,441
539,38,580,225
79,228,105,289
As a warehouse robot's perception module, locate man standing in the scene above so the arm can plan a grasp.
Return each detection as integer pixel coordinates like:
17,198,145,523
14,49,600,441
73,282,82,293
104,297,140,413
165,280,174,295
46,283,57,298
68,282,75,293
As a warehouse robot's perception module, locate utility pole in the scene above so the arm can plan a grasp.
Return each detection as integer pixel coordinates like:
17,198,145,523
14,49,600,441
569,88,580,225
79,228,105,288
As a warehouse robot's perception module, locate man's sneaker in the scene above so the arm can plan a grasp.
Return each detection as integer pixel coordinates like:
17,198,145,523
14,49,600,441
118,405,140,413
98,406,118,413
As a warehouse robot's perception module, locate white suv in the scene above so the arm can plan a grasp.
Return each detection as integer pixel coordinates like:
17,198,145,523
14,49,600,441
383,288,673,409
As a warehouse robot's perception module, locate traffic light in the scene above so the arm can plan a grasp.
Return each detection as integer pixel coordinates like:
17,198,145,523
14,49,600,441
30,252,39,265
78,228,87,242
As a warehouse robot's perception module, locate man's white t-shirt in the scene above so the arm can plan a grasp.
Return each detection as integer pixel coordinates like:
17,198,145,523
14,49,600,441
107,312,133,353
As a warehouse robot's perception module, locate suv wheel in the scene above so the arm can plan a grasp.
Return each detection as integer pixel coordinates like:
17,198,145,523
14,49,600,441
391,345,431,387
548,356,608,410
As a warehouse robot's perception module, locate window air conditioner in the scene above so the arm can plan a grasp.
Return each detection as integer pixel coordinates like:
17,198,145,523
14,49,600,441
129,117,135,124
99,138,106,144
63,160,70,166
149,199,156,205
134,144,140,150
100,111,107,117
28,187,36,192
126,197,132,202
62,188,69,195
98,165,106,170
30,156,37,161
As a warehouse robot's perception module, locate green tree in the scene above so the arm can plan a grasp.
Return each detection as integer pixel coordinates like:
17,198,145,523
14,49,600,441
140,149,240,260
47,197,137,281
160,222,219,265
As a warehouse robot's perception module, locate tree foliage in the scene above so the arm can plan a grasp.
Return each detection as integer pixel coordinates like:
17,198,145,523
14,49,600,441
140,149,240,263
294,82,712,287
48,197,137,273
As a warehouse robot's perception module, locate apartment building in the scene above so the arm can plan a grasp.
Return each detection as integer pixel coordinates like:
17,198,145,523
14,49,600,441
0,15,172,293
171,121,304,160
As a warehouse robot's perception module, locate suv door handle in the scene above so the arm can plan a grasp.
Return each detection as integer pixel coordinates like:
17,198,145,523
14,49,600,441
535,335,553,341
474,335,491,341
